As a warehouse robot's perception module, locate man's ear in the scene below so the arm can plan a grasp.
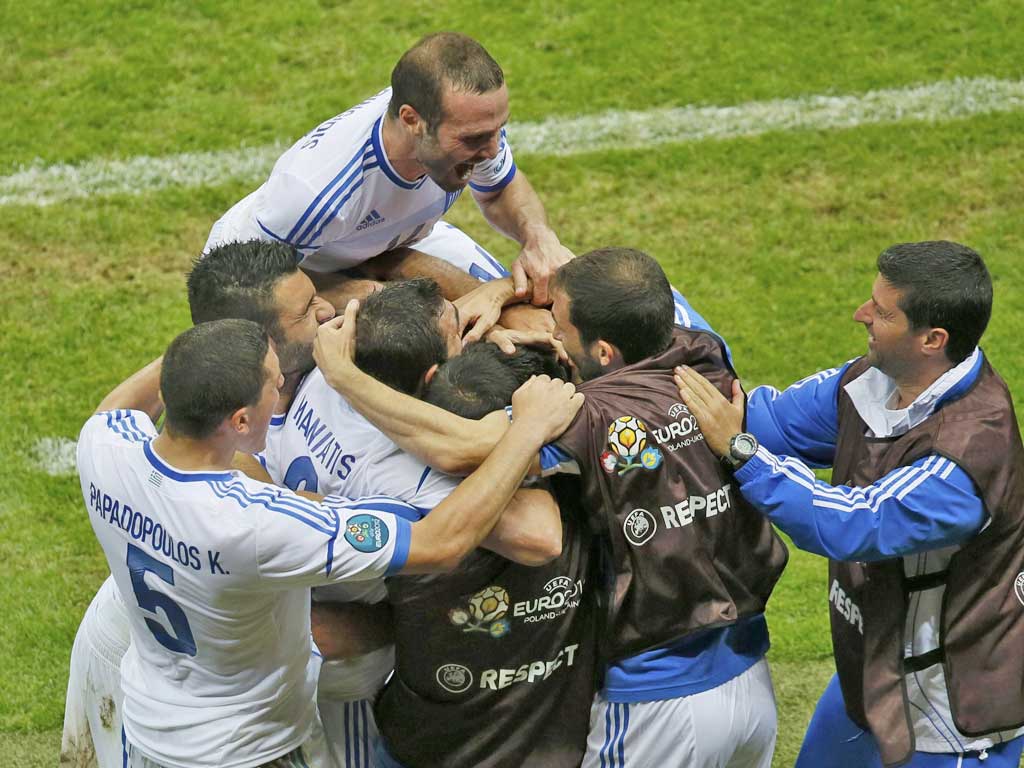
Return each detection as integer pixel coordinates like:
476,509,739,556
424,363,440,385
398,104,424,135
230,406,253,436
594,340,620,368
921,327,950,359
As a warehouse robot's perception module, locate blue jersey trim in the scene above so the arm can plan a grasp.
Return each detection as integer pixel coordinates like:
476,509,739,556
256,218,288,243
143,441,234,483
294,144,372,246
269,413,286,427
208,479,338,533
299,177,367,249
539,443,569,471
469,161,517,194
603,616,769,703
474,244,511,278
371,118,421,190
385,517,412,576
285,139,371,242
294,145,370,246
348,499,424,522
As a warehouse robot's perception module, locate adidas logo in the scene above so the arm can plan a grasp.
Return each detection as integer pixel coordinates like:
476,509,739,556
356,209,384,231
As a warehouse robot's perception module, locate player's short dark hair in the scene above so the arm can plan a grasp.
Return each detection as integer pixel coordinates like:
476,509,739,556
877,241,992,365
355,278,448,396
552,247,674,365
186,240,301,346
425,341,567,419
160,319,270,439
388,32,504,130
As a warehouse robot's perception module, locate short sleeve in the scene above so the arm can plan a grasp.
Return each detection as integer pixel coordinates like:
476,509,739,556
468,128,517,194
254,487,412,584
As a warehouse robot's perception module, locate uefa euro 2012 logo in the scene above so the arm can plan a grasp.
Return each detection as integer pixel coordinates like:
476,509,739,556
602,416,664,475
448,585,512,638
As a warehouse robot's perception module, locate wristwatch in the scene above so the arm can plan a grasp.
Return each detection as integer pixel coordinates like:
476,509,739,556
722,432,758,470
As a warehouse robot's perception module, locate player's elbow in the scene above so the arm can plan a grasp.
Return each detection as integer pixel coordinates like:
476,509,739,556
431,446,483,477
505,532,562,566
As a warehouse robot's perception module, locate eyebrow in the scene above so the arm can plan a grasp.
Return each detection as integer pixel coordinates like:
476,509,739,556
460,120,508,142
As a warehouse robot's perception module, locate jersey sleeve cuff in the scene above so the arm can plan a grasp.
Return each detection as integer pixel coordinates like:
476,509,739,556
734,447,773,484
385,517,412,576
469,162,517,194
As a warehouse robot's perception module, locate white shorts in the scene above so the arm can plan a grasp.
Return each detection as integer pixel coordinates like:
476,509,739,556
316,645,393,768
408,221,509,282
128,715,328,768
60,576,131,768
583,657,777,768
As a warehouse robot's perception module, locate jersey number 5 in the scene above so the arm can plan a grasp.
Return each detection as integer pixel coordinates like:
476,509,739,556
127,544,198,656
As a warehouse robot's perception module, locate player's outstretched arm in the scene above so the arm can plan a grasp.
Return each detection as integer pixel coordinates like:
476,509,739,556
93,356,164,423
472,171,573,306
401,375,583,574
359,247,483,300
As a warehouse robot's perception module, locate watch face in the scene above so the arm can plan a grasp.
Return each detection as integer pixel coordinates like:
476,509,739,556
733,433,758,459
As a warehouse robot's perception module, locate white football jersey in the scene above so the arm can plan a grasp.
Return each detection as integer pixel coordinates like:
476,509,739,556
262,368,458,606
78,409,414,768
205,88,517,273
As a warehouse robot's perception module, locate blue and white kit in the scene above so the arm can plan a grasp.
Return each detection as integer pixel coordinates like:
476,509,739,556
77,409,414,768
737,349,1024,766
204,88,513,282
539,312,772,768
260,368,459,768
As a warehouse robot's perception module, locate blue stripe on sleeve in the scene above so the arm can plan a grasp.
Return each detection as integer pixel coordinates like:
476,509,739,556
745,362,850,468
385,517,412,576
469,161,517,193
256,218,289,242
734,449,986,561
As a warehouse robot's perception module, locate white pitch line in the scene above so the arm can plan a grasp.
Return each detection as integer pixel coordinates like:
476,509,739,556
31,437,79,477
3,76,1023,208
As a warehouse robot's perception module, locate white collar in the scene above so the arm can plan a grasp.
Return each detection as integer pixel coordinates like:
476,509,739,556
844,348,980,438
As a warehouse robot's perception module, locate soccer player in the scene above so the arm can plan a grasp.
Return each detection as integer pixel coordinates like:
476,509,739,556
371,339,596,768
256,278,567,766
60,576,130,768
314,248,787,768
205,32,573,310
675,241,1024,768
79,317,581,768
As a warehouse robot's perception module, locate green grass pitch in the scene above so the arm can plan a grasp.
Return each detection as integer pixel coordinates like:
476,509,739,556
2,1,1023,765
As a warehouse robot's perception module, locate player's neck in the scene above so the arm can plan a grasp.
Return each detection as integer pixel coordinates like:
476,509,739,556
381,116,426,181
151,431,237,473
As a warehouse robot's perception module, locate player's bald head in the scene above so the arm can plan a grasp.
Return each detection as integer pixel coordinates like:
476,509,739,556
389,32,504,129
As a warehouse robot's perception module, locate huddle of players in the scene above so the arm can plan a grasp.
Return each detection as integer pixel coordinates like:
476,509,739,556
72,239,782,768
64,26,1024,768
